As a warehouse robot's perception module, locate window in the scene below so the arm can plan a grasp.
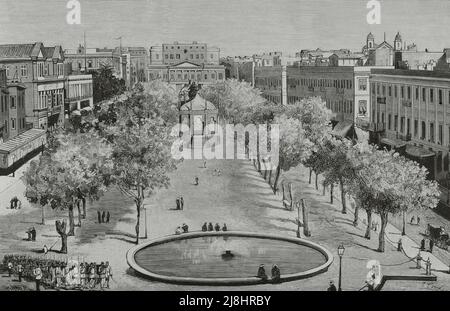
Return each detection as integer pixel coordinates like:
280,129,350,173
439,89,443,105
204,74,208,80
88,60,92,68
170,54,174,59
439,124,443,144
388,86,392,96
407,118,410,135
414,120,418,137
218,73,223,80
21,65,27,77
176,54,180,59
421,121,426,139
11,118,15,130
377,83,380,94
165,54,168,59
415,87,419,100
422,88,426,101
211,73,216,79
430,89,434,103
382,85,386,96
388,114,392,130
4,120,7,133
394,115,398,131
407,86,411,100
10,96,16,109
5,65,9,77
200,54,204,59
430,122,435,142
155,54,159,60
400,117,405,133
401,86,404,98
395,85,398,97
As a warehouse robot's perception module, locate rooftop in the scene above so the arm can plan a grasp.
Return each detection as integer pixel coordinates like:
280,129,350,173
0,43,42,59
371,68,450,79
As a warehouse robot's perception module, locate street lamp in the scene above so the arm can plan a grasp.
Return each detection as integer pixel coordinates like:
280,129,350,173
337,244,345,291
296,201,301,238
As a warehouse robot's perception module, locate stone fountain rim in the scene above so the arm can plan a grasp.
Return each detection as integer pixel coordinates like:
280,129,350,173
126,231,334,286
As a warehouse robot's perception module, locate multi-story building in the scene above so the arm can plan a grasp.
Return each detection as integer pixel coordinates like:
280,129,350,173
148,41,225,90
0,68,46,175
115,47,148,86
370,69,450,181
65,74,93,117
0,42,66,131
65,45,127,83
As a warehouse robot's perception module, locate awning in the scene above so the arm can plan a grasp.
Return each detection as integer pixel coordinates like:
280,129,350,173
406,145,435,158
380,137,407,149
0,129,46,154
331,121,353,138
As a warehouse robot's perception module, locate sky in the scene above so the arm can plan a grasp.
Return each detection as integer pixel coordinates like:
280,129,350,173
0,0,449,57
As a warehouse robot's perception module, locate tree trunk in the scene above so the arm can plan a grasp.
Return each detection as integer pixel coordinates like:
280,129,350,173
301,199,311,237
340,179,347,214
309,168,312,184
322,182,326,196
365,210,372,239
55,220,68,254
330,184,334,204
81,198,86,219
67,204,75,236
315,172,319,190
353,201,359,227
273,166,281,194
288,182,294,211
41,205,45,225
76,201,82,227
268,168,273,186
378,212,389,252
402,211,406,236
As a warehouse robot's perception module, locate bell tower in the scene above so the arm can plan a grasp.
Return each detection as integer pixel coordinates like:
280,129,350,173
394,32,403,51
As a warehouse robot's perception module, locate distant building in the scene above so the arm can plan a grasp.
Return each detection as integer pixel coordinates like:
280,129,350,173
435,48,450,71
115,46,148,86
369,69,450,181
148,41,225,90
64,45,127,83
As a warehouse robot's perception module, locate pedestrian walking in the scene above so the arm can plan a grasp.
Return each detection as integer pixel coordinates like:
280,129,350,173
7,261,13,277
43,244,48,255
397,238,402,252
208,222,214,231
17,263,23,282
180,196,184,210
327,280,337,291
426,258,432,275
31,227,36,241
106,211,110,223
176,197,180,210
202,222,208,232
203,161,207,168
105,262,112,289
97,211,102,224
420,238,425,251
429,239,434,253
410,216,415,224
194,176,199,185
417,216,421,225
33,265,42,291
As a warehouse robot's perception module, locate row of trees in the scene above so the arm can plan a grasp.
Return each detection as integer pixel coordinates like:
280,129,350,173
201,80,440,252
22,81,179,253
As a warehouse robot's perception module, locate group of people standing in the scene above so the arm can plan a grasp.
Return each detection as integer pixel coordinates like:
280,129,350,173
202,222,227,232
257,264,281,283
176,196,185,210
8,196,22,209
97,210,111,224
3,254,112,291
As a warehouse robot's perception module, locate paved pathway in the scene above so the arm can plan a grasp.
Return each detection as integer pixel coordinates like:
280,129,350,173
297,168,449,273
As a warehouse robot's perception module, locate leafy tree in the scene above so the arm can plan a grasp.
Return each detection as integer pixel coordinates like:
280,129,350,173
105,86,178,244
91,64,126,104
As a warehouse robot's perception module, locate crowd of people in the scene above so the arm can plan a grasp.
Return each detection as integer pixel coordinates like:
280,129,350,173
2,254,113,291
202,222,227,232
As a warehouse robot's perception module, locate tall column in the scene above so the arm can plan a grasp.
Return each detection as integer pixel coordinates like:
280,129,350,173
281,65,287,106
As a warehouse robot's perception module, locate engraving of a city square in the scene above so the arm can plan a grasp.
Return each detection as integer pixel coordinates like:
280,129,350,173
0,0,450,292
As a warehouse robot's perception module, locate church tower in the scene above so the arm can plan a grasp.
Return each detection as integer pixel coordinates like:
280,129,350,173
367,32,375,49
394,32,403,51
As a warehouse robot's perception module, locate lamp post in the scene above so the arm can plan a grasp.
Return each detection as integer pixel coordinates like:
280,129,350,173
296,201,301,238
337,244,345,291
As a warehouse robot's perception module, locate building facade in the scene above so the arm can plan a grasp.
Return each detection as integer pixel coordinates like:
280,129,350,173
115,47,148,86
0,43,66,131
370,69,450,181
65,74,93,117
148,42,225,89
